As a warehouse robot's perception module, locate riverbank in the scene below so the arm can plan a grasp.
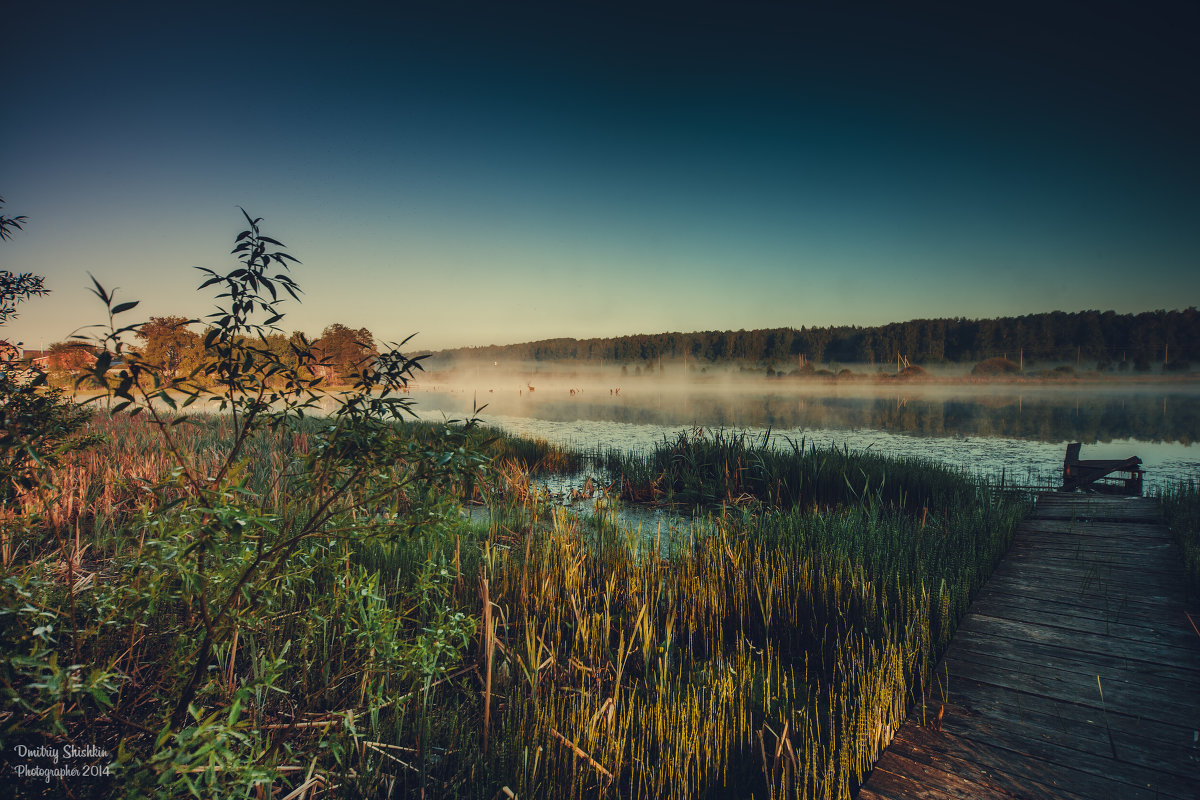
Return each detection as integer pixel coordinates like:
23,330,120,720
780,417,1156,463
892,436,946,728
3,410,1029,799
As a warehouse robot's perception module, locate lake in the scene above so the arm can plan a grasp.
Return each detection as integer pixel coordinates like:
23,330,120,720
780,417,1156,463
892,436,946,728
407,380,1200,491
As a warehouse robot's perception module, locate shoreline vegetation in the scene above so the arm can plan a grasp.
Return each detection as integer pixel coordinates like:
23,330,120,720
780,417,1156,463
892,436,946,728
4,212,1196,800
10,409,1197,799
5,410,1030,800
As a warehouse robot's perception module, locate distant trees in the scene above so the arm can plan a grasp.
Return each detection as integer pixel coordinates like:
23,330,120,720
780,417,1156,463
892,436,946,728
134,315,201,378
45,341,99,373
98,314,380,387
435,309,1200,369
87,306,1200,380
313,323,378,383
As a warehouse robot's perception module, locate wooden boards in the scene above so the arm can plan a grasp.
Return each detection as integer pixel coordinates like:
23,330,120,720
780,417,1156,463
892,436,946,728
857,494,1200,800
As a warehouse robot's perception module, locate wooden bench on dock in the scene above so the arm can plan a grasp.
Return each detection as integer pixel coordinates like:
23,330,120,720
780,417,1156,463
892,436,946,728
1060,442,1143,495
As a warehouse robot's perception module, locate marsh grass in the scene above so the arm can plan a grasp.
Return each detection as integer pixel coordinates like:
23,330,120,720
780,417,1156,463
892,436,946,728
596,427,978,515
1158,479,1200,595
3,410,1027,799
472,488,1024,799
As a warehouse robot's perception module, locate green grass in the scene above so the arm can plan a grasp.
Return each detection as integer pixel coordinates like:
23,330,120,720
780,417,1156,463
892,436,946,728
2,410,1029,799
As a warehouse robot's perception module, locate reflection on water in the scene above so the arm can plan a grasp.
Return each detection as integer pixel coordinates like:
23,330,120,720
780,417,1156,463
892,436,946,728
409,384,1200,488
415,385,1199,445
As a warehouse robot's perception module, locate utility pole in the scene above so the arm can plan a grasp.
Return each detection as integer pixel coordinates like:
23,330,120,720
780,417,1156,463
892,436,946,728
1019,348,1023,371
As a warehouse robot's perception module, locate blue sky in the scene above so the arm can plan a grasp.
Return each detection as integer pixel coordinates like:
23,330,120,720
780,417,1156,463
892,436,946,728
4,1,1198,352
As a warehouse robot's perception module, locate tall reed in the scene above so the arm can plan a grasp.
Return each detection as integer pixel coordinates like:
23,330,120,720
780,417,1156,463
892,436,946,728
466,476,1025,798
597,427,978,515
1158,478,1200,594
5,410,1027,799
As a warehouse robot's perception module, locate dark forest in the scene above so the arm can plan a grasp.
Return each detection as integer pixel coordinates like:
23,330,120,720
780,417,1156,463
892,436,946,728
438,309,1199,369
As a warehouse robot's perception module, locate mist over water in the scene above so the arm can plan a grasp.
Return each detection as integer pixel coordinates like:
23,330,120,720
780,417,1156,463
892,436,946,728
410,362,1200,489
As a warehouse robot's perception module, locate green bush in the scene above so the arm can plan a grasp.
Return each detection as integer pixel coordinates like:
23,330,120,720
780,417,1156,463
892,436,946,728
2,211,489,798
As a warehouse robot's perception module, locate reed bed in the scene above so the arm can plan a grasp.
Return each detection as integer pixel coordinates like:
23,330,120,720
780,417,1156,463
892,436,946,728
595,427,978,515
1158,478,1200,594
475,426,582,474
3,410,1027,799
4,414,578,542
470,489,1024,799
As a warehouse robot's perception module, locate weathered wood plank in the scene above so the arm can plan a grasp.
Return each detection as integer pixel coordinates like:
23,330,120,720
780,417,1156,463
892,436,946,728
947,627,1200,694
975,567,1191,610
937,707,1198,798
970,585,1189,627
931,694,1200,781
857,494,1200,800
1019,518,1172,537
1027,504,1163,518
886,724,1105,800
938,653,1200,729
869,750,1031,799
861,760,1007,800
1007,539,1176,559
965,596,1200,650
975,575,1193,617
956,614,1200,673
1029,508,1162,523
928,675,1198,751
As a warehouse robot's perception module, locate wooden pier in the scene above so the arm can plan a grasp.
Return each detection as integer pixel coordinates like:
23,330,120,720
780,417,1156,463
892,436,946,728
858,493,1200,800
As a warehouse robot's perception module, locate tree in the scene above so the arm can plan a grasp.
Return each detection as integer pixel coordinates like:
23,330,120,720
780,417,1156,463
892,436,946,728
134,315,201,378
313,322,378,383
72,211,483,796
0,196,47,325
46,340,99,372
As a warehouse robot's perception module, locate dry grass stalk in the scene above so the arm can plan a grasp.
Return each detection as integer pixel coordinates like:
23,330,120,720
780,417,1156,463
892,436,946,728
260,712,356,731
549,727,614,784
480,574,495,754
277,758,326,800
365,742,418,773
226,626,239,695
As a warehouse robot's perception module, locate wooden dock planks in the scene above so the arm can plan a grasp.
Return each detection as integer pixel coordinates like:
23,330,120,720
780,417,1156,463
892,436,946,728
858,494,1200,800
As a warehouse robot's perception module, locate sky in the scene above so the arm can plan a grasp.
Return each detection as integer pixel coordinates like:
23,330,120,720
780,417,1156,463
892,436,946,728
4,1,1199,353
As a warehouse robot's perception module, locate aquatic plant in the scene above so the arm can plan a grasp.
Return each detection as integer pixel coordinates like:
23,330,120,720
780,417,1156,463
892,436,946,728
596,427,977,515
467,482,1025,799
1159,478,1200,595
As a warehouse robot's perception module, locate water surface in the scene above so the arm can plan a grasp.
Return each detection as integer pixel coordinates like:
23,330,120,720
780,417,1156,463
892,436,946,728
409,382,1200,490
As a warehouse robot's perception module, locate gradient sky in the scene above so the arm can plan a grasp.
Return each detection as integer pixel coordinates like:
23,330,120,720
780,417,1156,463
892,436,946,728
4,1,1198,353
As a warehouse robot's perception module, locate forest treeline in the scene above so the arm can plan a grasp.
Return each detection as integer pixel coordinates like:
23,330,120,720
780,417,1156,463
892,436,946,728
39,308,1199,379
437,309,1199,369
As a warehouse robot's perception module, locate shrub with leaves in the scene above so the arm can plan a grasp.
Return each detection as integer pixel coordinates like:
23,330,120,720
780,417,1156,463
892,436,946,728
0,210,488,798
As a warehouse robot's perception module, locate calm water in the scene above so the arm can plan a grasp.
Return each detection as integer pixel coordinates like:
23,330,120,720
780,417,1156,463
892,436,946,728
408,381,1200,490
